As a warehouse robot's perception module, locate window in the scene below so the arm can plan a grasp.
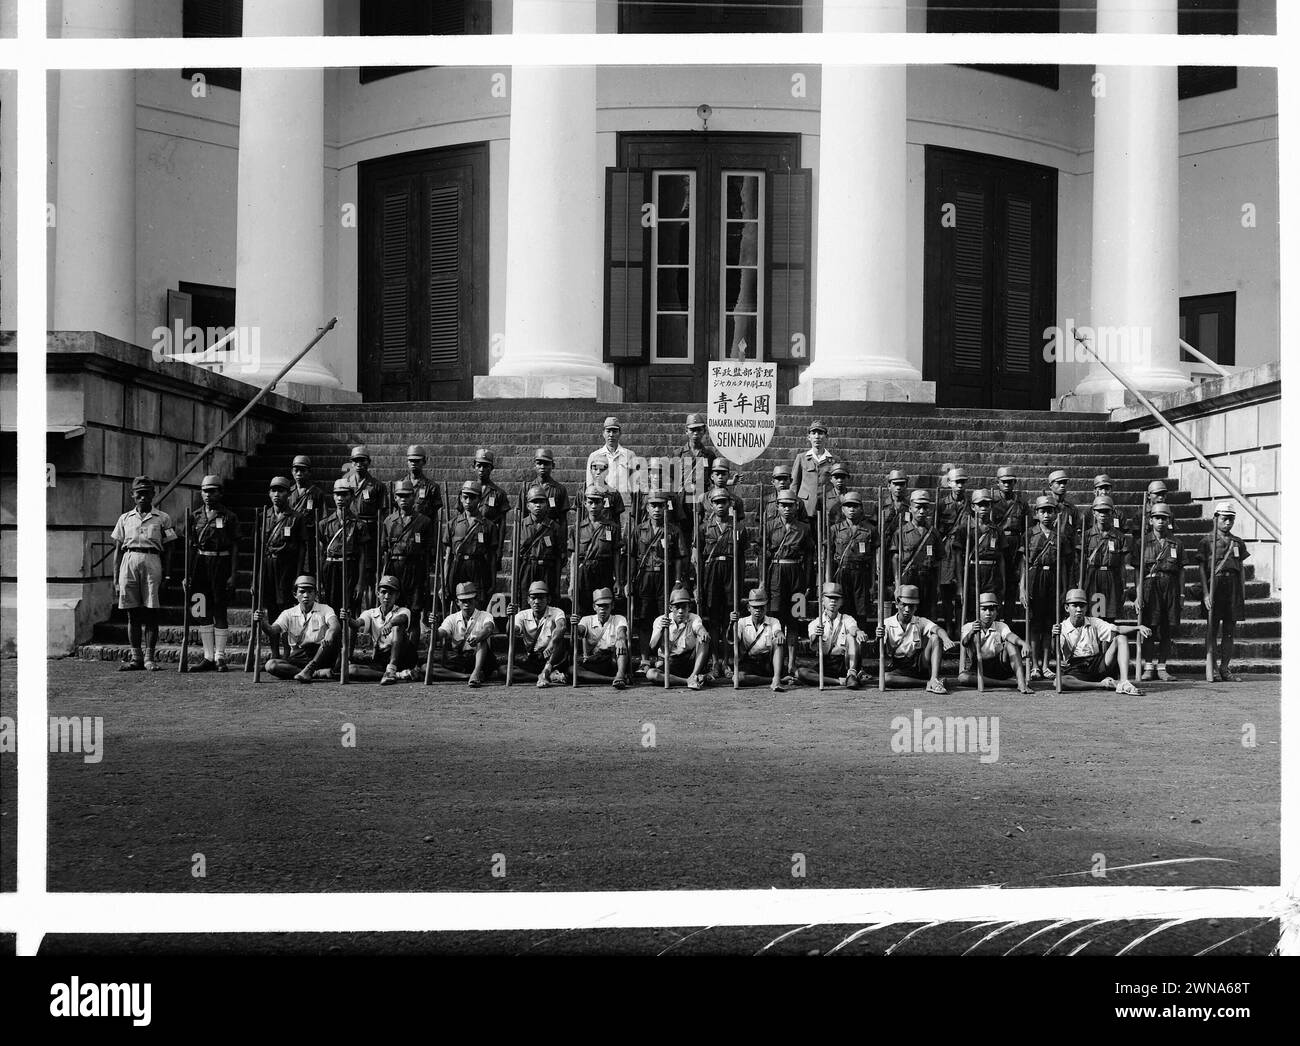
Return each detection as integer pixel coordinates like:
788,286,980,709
1179,292,1236,367
620,0,800,34
650,171,696,364
359,1,492,84
721,172,764,360
1179,0,1238,100
181,0,241,92
927,1,1060,91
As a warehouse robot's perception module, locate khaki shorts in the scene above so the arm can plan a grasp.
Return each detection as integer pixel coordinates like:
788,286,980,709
118,550,163,609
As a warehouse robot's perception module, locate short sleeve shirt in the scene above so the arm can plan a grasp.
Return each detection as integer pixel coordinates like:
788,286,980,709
587,445,638,495
514,605,567,651
439,609,496,646
736,615,784,656
273,601,339,651
961,619,1015,659
884,614,939,657
578,613,629,654
1059,616,1118,659
357,605,410,649
808,612,859,656
112,508,178,551
663,613,709,656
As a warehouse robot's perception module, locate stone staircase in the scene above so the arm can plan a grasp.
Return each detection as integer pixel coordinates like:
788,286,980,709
77,401,1280,674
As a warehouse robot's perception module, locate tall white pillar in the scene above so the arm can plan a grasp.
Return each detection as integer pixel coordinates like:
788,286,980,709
233,0,338,387
476,0,619,400
791,0,931,405
1074,0,1190,404
52,0,136,344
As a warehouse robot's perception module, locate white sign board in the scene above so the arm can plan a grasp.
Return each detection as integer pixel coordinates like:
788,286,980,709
706,361,777,467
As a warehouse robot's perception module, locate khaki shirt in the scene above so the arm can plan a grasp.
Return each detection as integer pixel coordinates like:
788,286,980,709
577,613,628,654
112,508,178,551
273,601,339,651
883,614,939,658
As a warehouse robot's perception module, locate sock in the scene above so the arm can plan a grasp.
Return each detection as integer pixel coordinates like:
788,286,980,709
214,627,229,660
200,625,215,660
1221,635,1234,669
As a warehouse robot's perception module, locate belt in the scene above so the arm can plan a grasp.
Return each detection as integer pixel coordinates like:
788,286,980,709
123,547,160,554
776,559,802,565
197,550,231,557
643,566,662,572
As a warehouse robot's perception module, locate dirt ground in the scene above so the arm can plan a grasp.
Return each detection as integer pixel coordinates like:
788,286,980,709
1,660,1282,954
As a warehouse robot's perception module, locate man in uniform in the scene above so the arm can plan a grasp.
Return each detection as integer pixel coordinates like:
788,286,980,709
823,462,854,529
444,481,497,608
111,475,179,671
585,458,626,536
875,584,954,692
674,412,717,544
319,478,371,624
471,448,511,533
426,581,497,687
255,575,340,683
507,580,570,688
516,486,567,601
531,448,569,528
730,588,786,690
1043,468,1079,545
764,463,808,527
956,592,1033,693
695,488,748,674
799,581,862,689
1092,474,1127,534
936,466,971,640
990,465,1029,623
344,445,386,602
965,490,1007,618
576,487,621,616
828,490,877,623
1053,588,1149,694
1080,494,1129,623
647,586,711,690
381,479,434,649
587,416,638,497
346,574,418,685
1142,480,1174,536
891,489,939,621
882,469,910,545
1198,502,1249,682
1023,495,1073,680
1139,502,1184,681
187,474,240,672
288,454,325,574
631,491,688,668
791,419,837,520
404,445,441,525
571,587,632,688
705,458,746,523
260,476,304,634
765,489,815,678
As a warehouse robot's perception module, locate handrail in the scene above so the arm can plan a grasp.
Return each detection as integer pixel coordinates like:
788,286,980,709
1071,328,1281,543
1178,338,1229,379
155,317,338,506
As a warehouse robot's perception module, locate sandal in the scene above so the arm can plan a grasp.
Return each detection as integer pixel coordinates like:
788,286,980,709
1114,680,1144,696
294,669,313,684
687,674,704,691
118,658,144,672
143,660,159,672
925,679,948,695
467,675,482,689
612,675,628,690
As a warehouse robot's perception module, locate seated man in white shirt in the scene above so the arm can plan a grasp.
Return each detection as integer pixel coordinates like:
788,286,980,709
1051,588,1149,695
730,587,786,691
798,582,862,689
647,586,711,690
507,580,570,688
875,583,955,693
572,586,631,689
255,574,341,684
346,574,417,685
957,591,1033,693
426,581,498,688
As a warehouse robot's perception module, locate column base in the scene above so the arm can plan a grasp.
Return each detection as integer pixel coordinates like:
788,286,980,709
789,376,935,405
474,374,623,402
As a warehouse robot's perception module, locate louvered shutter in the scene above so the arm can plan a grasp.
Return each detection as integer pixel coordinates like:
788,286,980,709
1002,194,1032,376
604,168,650,364
427,182,463,370
766,168,811,364
378,184,414,376
952,187,987,376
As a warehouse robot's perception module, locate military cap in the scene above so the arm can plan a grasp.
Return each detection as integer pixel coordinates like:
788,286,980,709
526,486,548,502
1092,495,1115,510
455,582,479,599
268,475,292,491
1093,474,1113,488
821,582,844,598
841,491,863,506
708,488,732,503
1214,501,1236,517
776,490,799,505
332,478,353,494
291,455,312,469
685,413,706,429
1047,469,1069,484
772,463,793,478
377,575,401,593
747,587,769,604
1064,588,1089,605
602,416,622,431
459,480,482,497
584,486,604,501
592,588,615,605
829,462,851,477
131,475,155,491
669,586,692,605
969,488,991,504
710,459,732,473
392,479,415,495
406,445,427,460
949,467,968,482
646,490,669,506
887,469,907,483
527,581,550,597
350,445,369,461
807,419,828,433
895,584,921,605
978,592,1000,608
908,489,932,504
533,447,554,463
1033,495,1057,511
200,474,222,490
473,448,495,467
1149,504,1173,519
996,466,1017,481
293,575,317,590
1147,480,1168,495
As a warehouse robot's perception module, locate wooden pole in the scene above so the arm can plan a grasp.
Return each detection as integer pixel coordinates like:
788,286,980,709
1136,494,1147,680
877,486,885,693
1054,507,1062,694
572,492,581,688
179,493,193,672
662,519,670,690
253,507,264,683
732,500,740,690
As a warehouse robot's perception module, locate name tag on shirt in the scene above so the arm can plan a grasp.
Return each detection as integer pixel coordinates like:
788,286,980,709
305,498,314,510
163,528,177,542
1108,540,1116,552
549,496,557,508
415,533,422,544
858,542,866,554
215,518,224,529
489,495,497,506
604,528,612,541
477,532,484,544
544,536,552,548
1170,546,1179,559
362,490,371,500
926,545,933,557
285,522,293,534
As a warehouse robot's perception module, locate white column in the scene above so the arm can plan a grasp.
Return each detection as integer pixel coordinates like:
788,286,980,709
476,0,619,400
233,0,338,387
52,0,136,344
1074,0,1190,404
791,0,931,405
